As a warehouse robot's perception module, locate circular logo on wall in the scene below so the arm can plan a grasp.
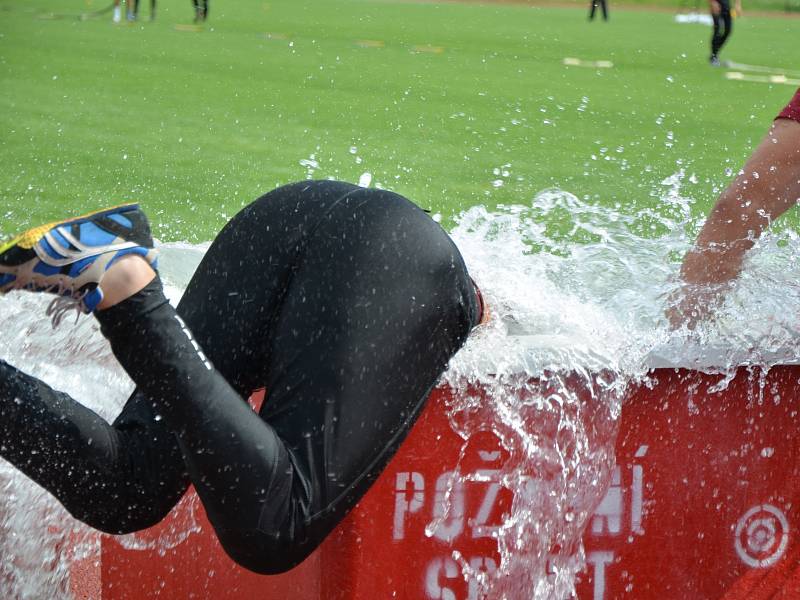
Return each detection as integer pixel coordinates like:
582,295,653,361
734,504,790,568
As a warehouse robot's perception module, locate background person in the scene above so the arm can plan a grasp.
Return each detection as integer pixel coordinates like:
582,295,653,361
192,0,209,23
709,0,742,66
589,0,609,21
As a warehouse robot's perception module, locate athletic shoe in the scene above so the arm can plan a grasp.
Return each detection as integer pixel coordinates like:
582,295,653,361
710,55,721,67
0,204,158,319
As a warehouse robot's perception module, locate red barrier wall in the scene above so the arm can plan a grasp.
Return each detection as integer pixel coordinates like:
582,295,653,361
77,367,800,599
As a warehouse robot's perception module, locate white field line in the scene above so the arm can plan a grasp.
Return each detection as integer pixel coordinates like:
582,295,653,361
725,71,800,86
725,61,800,78
563,57,614,68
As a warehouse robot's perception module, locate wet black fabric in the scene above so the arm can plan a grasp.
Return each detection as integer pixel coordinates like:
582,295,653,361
0,181,480,574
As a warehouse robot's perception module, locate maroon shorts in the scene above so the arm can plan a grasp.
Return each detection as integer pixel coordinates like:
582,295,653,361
777,88,800,122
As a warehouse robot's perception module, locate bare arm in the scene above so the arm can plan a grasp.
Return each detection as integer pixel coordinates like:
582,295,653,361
669,118,800,327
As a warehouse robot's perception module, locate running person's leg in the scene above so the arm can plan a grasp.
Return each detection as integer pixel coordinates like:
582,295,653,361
711,13,722,63
192,0,207,22
719,6,732,55
710,1,732,63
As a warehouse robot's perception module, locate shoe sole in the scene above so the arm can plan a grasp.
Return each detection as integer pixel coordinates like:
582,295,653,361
0,203,140,256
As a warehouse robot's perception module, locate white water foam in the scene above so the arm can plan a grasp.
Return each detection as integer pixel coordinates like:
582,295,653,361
441,182,800,598
2,177,800,598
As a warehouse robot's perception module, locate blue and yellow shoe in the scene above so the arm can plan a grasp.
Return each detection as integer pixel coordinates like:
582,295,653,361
0,203,158,315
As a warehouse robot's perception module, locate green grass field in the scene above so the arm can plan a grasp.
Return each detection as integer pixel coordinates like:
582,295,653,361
1,0,798,242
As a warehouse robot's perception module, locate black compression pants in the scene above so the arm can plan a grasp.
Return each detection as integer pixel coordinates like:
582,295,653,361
0,181,480,574
711,2,732,58
589,0,608,21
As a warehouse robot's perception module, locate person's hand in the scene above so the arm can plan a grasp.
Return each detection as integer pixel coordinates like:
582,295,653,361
666,241,739,330
710,0,722,15
665,282,726,330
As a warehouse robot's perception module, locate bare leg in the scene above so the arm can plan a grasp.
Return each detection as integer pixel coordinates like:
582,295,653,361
97,254,155,310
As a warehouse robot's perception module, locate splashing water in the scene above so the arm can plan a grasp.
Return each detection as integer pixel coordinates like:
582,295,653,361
438,180,800,598
3,177,800,598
